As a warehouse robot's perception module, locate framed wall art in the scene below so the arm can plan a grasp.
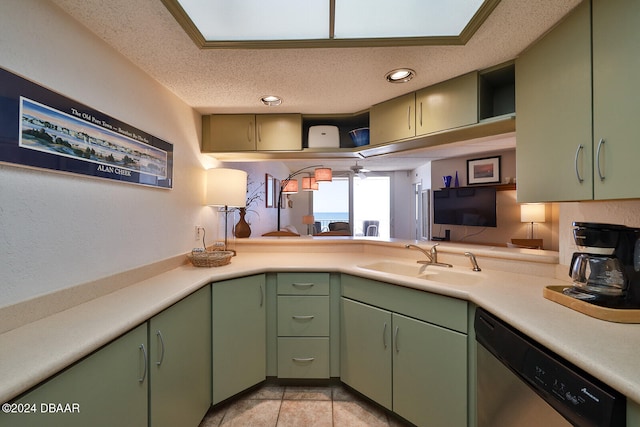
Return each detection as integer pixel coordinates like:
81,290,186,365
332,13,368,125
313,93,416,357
0,67,173,189
467,156,501,185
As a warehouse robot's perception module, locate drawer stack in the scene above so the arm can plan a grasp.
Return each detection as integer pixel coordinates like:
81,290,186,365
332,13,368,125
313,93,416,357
276,272,330,378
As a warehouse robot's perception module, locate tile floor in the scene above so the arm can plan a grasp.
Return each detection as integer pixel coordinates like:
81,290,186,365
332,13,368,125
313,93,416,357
198,383,413,427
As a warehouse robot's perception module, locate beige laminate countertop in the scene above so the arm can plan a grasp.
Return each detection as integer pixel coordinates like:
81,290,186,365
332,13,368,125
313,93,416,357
1,239,639,405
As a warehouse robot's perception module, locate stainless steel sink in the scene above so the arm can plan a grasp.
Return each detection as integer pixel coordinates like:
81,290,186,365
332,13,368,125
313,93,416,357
358,260,482,285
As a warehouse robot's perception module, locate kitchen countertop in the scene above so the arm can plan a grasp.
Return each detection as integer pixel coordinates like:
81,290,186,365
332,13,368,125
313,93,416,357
1,238,639,405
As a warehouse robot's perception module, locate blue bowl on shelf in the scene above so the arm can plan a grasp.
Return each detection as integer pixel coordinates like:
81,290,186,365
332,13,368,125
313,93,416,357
349,128,369,147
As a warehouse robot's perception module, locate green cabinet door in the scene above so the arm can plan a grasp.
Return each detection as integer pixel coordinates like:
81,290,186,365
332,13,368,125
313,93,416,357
392,313,467,427
340,297,392,410
592,0,640,200
255,114,302,151
212,275,266,404
515,0,592,202
0,324,148,427
202,114,256,152
369,92,416,145
149,286,212,427
415,72,478,136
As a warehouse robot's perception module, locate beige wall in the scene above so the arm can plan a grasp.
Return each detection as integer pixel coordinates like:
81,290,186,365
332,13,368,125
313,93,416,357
0,0,210,307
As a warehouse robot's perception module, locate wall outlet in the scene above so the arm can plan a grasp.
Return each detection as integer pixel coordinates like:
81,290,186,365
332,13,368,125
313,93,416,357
195,226,204,241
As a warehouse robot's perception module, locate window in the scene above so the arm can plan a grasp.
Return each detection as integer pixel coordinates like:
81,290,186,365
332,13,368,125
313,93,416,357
312,174,391,238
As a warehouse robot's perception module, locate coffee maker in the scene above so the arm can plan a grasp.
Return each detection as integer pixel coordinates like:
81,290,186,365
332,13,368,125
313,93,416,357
567,222,640,308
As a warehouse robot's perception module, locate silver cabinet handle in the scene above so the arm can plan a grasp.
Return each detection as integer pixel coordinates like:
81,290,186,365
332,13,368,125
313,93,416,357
408,105,412,130
292,315,315,320
419,101,423,127
596,138,605,181
292,357,315,362
383,322,388,349
257,124,262,143
156,330,165,366
292,282,314,289
247,121,253,142
574,144,585,183
139,344,148,383
259,284,264,307
394,326,400,353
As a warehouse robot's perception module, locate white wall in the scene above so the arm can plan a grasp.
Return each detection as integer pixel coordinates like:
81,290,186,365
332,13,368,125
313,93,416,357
0,0,213,307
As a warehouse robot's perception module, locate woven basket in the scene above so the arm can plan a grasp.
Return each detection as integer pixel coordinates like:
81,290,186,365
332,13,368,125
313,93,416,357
187,250,233,268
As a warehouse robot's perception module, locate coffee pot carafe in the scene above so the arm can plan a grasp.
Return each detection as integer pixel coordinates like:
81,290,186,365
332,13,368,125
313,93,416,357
568,222,640,306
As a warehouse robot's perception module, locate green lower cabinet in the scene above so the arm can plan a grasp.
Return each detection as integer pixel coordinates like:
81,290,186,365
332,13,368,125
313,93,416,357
392,313,467,427
212,274,266,404
149,285,212,427
340,297,393,409
341,275,468,427
0,323,148,427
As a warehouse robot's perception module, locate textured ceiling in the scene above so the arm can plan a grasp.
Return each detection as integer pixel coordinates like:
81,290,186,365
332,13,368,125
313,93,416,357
48,0,582,170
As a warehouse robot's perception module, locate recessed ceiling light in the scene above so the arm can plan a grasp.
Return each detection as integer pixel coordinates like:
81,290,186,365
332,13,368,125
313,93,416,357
261,95,282,106
385,68,415,83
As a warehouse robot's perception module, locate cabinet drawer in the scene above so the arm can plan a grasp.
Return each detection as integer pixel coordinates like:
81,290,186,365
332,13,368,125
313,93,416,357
278,296,329,336
277,273,330,295
277,337,330,378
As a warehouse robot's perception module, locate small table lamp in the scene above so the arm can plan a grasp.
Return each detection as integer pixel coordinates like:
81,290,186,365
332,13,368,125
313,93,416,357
205,168,248,252
302,215,315,235
520,203,546,239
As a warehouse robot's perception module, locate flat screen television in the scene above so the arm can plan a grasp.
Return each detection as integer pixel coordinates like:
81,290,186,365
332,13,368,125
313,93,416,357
433,187,497,227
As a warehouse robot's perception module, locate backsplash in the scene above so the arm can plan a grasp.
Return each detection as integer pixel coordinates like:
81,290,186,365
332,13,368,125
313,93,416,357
558,200,640,265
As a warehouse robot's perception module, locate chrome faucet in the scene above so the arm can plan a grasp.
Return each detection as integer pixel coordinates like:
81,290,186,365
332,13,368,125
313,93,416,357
464,252,482,271
405,243,452,268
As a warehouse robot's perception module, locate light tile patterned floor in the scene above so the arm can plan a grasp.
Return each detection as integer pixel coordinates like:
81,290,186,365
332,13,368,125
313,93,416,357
198,384,413,427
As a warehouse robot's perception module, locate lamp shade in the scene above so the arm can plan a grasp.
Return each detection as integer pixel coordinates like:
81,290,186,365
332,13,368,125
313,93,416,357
282,179,298,194
314,167,332,182
205,168,248,207
302,215,315,225
302,176,318,191
520,204,546,223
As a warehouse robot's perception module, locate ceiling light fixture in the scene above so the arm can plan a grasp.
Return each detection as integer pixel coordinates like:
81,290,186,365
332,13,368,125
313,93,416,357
260,95,282,106
385,68,415,83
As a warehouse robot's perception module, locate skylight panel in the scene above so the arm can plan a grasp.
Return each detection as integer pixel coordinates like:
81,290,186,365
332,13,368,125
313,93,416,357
177,0,330,41
334,0,485,39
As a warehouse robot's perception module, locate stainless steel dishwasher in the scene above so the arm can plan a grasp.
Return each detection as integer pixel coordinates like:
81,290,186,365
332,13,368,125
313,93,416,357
475,308,626,427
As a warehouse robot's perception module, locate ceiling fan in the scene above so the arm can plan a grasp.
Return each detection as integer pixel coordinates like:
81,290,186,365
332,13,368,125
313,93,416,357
350,162,370,179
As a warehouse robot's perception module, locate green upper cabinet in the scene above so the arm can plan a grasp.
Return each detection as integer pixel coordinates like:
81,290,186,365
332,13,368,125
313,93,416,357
516,0,592,202
255,114,302,151
369,92,416,145
202,114,302,152
149,286,211,427
592,0,640,200
415,72,478,136
202,114,256,152
517,0,640,202
212,274,266,404
0,324,148,427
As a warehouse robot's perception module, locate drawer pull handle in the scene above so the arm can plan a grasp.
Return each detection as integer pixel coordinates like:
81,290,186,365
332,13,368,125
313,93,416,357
292,357,315,362
292,282,314,288
292,315,315,320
